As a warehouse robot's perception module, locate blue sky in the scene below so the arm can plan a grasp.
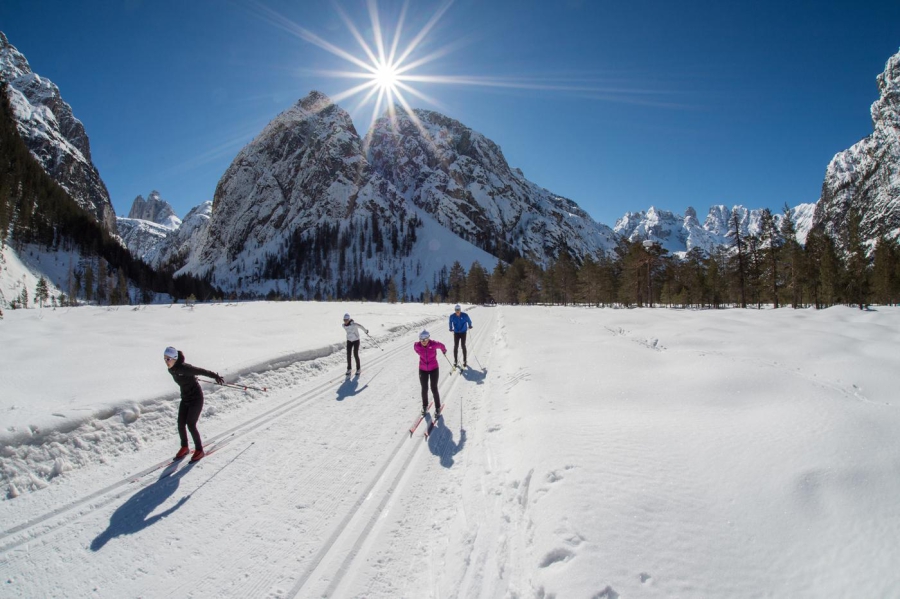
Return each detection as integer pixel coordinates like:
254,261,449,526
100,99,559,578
1,0,898,227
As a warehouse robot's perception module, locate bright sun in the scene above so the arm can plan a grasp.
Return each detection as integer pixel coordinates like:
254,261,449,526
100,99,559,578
373,61,399,91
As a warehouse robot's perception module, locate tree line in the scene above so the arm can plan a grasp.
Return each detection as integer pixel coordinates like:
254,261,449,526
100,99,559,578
435,206,899,309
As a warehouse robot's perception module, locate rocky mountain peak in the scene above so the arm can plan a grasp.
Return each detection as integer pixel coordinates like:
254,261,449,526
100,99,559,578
814,47,900,251
186,91,407,280
872,49,900,129
299,90,333,113
0,30,117,233
127,191,180,229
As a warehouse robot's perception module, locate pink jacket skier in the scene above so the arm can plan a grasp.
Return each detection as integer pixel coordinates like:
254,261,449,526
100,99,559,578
414,330,446,415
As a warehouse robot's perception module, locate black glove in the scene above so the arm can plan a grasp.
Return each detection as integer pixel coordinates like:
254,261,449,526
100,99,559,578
215,375,225,385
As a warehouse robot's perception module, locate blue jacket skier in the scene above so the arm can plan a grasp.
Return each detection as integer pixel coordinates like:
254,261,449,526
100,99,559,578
448,304,473,367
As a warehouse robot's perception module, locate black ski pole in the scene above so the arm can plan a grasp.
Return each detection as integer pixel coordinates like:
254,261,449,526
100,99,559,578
200,378,268,392
365,331,383,351
442,351,456,373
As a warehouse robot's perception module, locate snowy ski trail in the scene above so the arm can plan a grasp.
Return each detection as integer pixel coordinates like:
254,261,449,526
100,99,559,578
288,308,498,598
0,311,497,598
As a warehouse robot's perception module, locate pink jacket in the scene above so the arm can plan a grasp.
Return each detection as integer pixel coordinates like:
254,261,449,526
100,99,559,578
414,340,447,372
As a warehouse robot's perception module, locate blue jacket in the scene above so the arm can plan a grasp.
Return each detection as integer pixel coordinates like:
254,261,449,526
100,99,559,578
449,312,473,333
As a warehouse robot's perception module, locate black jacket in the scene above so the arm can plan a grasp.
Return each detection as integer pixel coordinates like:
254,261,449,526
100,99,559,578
167,351,218,402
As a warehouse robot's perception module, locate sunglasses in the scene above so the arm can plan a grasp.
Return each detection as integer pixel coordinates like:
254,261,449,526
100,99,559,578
164,356,176,362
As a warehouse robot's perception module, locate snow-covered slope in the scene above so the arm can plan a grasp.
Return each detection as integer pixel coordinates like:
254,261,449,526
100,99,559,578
814,47,900,249
615,203,817,255
366,108,618,264
0,31,117,233
0,239,100,310
2,304,899,597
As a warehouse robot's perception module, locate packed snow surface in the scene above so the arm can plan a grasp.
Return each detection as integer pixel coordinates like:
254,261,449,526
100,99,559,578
1,302,899,598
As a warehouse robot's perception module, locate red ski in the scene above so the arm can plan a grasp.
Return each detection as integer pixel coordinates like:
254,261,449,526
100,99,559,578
409,401,433,436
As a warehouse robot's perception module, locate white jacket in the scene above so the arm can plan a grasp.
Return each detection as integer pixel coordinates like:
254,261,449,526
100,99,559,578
343,320,368,342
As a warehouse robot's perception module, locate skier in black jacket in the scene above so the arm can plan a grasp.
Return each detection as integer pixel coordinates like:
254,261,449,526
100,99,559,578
164,346,223,462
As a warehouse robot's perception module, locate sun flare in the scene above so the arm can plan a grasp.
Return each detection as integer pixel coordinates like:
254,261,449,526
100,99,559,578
372,61,400,92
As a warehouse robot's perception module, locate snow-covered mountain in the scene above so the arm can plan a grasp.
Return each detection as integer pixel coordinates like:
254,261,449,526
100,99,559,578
168,92,523,297
116,192,183,264
814,47,900,250
127,191,181,230
0,32,117,233
365,108,618,264
179,91,413,292
614,203,817,256
169,93,617,295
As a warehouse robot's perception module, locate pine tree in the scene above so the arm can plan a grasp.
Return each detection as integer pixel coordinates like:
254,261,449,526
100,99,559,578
844,209,869,309
758,208,780,308
34,276,49,308
550,251,578,305
871,233,899,305
489,261,508,304
83,262,94,302
448,261,466,302
779,204,803,308
727,211,748,308
706,249,726,309
466,261,490,304
387,278,398,303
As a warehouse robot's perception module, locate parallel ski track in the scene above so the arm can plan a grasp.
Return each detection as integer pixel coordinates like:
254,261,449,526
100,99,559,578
288,307,495,598
0,330,417,558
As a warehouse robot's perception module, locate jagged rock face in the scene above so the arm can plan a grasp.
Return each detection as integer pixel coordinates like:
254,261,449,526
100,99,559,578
814,48,900,249
127,191,181,230
186,91,407,278
365,108,617,263
615,204,816,256
0,32,117,233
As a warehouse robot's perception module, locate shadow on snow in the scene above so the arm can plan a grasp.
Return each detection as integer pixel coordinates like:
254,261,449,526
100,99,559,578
335,371,374,401
91,462,194,551
427,417,467,468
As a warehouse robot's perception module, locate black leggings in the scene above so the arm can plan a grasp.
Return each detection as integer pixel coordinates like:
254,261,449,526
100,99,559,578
419,369,441,412
453,332,468,363
346,339,360,370
177,398,204,450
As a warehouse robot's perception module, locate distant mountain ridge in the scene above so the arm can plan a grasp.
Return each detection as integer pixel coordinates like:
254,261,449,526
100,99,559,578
0,31,117,233
615,204,817,256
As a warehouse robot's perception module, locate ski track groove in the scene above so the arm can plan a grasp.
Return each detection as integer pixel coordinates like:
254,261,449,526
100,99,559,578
0,330,417,560
163,340,420,598
291,307,498,598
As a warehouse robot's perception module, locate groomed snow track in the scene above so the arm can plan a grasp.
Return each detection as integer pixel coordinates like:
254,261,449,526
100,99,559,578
0,308,497,598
